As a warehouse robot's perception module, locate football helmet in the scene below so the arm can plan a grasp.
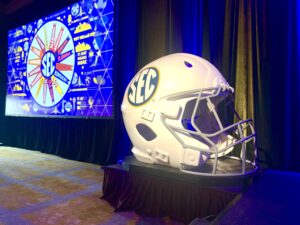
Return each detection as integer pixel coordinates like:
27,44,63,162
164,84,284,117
121,53,257,176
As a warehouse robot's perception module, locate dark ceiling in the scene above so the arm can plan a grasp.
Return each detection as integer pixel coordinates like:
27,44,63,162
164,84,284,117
0,0,12,3
0,0,35,15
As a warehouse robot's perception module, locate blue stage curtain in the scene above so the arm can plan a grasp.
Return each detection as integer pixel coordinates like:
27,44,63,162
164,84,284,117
109,0,139,163
129,0,300,172
274,0,300,171
181,0,203,55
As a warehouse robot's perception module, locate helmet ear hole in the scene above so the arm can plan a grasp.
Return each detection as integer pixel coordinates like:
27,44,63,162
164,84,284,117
184,61,193,68
136,124,157,141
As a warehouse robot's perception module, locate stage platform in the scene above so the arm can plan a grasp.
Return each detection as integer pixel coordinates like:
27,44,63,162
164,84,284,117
101,157,259,224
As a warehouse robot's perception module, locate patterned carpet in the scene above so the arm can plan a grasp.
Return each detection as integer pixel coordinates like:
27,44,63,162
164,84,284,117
0,146,183,225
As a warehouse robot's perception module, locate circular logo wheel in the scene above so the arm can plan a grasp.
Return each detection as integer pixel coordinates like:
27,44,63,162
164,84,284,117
26,20,75,107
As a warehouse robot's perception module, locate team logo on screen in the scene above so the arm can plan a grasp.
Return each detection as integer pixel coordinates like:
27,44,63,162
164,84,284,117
27,20,75,107
6,0,114,117
128,67,159,106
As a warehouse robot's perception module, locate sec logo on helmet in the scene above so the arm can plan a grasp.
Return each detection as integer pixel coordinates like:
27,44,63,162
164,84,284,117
128,67,159,106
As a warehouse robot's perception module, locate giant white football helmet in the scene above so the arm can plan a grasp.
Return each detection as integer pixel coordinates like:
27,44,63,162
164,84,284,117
121,53,257,176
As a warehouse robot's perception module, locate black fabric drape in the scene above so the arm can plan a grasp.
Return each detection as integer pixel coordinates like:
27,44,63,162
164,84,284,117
102,166,237,224
0,117,114,163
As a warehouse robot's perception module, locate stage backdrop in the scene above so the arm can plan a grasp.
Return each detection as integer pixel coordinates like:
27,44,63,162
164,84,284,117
0,0,299,172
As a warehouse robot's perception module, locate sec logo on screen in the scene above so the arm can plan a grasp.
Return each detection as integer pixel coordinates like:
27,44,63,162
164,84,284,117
128,67,159,106
26,20,75,108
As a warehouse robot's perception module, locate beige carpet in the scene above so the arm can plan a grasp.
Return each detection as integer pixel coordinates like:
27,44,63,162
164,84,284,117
0,146,183,225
